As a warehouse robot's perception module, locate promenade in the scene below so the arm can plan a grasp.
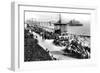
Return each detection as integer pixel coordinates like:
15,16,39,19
32,31,75,60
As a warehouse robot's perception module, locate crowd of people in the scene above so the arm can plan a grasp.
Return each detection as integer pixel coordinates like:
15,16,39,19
26,24,59,40
53,33,90,59
25,23,91,60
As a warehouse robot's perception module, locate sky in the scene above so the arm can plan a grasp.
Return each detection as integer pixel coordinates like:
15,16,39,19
25,12,59,22
25,11,90,24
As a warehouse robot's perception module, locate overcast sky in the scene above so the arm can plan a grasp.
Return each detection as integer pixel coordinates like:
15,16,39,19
25,11,90,24
25,12,59,22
